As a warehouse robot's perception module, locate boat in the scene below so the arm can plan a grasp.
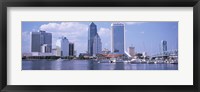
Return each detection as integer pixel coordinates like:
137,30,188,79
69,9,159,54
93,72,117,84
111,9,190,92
109,58,116,63
147,61,155,64
97,59,110,63
170,60,178,64
130,59,142,64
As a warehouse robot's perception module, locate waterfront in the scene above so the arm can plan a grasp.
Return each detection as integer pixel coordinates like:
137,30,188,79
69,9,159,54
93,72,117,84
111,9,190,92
22,22,178,70
22,60,178,70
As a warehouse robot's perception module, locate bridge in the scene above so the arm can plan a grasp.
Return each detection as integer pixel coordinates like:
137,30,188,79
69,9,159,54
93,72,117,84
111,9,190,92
151,50,178,59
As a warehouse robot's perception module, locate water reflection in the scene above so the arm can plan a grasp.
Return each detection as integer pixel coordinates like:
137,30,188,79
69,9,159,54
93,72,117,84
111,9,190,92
22,60,178,70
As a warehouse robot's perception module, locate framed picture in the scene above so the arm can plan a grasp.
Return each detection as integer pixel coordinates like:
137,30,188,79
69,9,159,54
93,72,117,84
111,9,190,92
0,0,199,92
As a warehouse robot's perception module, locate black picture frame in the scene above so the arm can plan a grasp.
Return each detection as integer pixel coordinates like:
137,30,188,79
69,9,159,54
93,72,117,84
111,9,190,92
0,0,199,92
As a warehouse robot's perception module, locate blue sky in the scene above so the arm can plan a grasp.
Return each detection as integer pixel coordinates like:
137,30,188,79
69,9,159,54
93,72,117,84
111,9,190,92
22,21,178,56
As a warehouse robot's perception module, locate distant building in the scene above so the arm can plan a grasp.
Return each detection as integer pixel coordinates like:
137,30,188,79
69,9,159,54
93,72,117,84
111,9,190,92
52,48,57,56
69,43,74,56
79,53,90,58
40,31,52,52
102,48,111,54
22,53,32,57
74,50,77,57
111,23,125,54
56,37,69,57
93,34,102,56
41,44,51,53
161,40,167,54
30,32,41,52
22,52,55,57
128,47,135,58
30,30,52,52
88,22,97,56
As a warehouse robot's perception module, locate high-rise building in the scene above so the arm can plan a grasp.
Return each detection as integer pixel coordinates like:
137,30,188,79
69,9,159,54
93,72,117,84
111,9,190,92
88,22,97,56
30,30,52,52
69,43,74,56
93,34,102,56
56,37,69,57
30,32,41,52
161,40,167,54
128,46,135,58
111,23,125,54
74,50,77,57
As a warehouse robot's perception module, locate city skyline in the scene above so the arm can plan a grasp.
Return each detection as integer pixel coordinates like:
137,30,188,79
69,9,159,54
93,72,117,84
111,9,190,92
22,21,178,56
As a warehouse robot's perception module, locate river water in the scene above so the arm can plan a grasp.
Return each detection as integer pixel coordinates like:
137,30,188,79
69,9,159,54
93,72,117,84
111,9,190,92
22,60,178,70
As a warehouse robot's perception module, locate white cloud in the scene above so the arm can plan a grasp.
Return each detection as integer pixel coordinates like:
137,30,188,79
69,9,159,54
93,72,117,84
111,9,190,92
98,27,111,50
40,22,88,37
39,22,89,54
98,27,111,37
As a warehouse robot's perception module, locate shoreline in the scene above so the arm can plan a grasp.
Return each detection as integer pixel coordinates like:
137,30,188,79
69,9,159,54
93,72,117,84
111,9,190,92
22,59,178,64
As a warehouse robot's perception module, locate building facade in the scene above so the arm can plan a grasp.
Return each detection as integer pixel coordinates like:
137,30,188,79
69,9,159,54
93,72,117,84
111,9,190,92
88,22,97,56
69,43,74,56
102,48,111,54
93,34,102,56
111,23,125,54
52,48,57,56
161,40,167,54
41,44,51,53
56,37,69,57
128,46,135,58
30,32,41,52
30,30,52,52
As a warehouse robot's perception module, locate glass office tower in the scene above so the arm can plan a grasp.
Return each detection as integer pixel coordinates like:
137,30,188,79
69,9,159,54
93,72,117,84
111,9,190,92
88,22,97,56
69,43,74,56
111,23,125,54
161,40,167,54
93,34,102,56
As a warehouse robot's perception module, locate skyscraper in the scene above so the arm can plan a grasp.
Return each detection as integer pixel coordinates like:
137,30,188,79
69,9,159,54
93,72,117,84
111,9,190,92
30,30,52,52
69,43,74,56
30,32,41,52
111,23,125,54
93,34,102,56
40,31,52,52
56,37,69,57
88,22,97,56
161,40,167,54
